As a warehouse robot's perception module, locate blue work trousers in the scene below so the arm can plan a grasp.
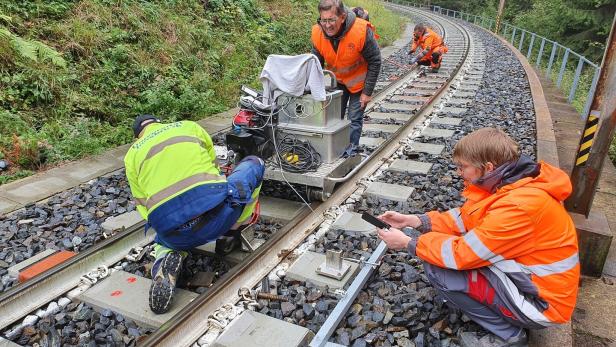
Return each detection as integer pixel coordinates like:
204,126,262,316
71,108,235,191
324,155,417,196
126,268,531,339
154,156,264,251
339,85,364,147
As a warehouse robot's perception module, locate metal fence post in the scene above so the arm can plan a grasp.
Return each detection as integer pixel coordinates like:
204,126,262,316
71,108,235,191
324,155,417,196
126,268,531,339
546,42,558,78
557,48,570,87
536,38,546,67
569,57,585,102
518,30,526,51
583,67,601,117
527,33,536,60
511,27,517,44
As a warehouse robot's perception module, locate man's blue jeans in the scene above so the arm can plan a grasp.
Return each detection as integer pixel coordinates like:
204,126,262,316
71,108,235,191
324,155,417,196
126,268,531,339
339,85,364,147
153,156,264,251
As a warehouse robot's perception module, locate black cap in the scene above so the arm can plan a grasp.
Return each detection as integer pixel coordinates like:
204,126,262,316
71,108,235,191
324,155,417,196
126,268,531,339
133,114,161,138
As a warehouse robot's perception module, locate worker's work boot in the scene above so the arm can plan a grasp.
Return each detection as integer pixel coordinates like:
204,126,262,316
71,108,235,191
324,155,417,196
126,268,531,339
215,229,241,255
459,329,528,347
149,251,185,314
342,144,360,158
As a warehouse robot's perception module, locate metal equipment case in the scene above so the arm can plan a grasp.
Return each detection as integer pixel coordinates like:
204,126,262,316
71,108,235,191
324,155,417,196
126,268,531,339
277,90,350,164
278,90,343,127
277,119,350,164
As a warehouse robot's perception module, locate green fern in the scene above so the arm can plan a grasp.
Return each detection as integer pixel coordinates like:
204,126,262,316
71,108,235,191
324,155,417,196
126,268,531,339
0,12,66,68
0,14,11,24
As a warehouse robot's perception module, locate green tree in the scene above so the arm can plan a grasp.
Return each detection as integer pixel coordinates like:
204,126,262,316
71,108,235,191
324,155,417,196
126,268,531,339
431,0,615,63
515,0,616,62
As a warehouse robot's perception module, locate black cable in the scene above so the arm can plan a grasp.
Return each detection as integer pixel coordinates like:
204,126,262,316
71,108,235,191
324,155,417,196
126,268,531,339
269,133,321,173
237,91,321,173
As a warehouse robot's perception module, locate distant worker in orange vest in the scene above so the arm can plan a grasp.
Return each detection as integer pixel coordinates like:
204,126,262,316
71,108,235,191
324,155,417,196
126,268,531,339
312,0,382,157
409,23,448,72
352,6,370,21
377,128,579,347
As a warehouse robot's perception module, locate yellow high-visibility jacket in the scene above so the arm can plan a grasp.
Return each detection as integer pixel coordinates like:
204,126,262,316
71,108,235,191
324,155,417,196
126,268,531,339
124,121,227,234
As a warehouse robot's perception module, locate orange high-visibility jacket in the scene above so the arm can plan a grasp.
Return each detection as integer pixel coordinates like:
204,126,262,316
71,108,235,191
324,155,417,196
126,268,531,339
415,161,579,326
411,27,448,57
311,18,375,93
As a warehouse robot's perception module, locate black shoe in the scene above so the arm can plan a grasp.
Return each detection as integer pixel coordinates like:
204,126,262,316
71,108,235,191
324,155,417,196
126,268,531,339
215,234,241,255
459,329,528,347
149,251,184,314
342,144,359,158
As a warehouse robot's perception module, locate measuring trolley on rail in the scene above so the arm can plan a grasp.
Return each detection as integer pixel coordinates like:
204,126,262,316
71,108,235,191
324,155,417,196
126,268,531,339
216,58,361,202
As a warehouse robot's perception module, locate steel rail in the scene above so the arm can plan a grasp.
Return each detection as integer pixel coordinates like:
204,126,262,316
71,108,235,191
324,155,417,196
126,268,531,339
327,13,448,183
1,5,467,344
0,220,151,329
310,6,473,345
143,7,471,346
0,58,413,331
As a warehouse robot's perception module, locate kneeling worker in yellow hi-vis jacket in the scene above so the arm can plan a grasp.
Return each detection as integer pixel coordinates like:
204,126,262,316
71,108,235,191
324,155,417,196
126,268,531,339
124,115,265,314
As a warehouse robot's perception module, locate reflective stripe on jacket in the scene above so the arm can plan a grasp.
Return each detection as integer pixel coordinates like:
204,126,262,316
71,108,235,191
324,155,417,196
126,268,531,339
311,18,375,93
415,161,579,325
124,121,227,234
411,27,448,58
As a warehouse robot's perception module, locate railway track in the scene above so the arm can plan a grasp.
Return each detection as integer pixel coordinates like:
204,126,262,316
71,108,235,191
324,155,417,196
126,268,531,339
0,4,518,347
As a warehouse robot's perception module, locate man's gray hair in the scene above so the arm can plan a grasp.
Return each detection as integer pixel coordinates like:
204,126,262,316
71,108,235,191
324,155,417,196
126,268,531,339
318,0,345,16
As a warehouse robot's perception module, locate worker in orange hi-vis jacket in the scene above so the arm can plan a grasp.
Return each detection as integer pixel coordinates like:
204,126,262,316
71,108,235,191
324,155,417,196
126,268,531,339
377,128,579,347
409,23,449,72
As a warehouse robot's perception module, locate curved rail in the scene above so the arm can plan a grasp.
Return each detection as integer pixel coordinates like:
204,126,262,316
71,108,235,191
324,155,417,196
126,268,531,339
142,5,473,346
1,4,474,346
0,220,148,329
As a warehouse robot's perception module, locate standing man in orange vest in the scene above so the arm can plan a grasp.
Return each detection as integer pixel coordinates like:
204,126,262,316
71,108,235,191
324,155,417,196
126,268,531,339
377,128,579,346
311,0,381,156
409,23,448,72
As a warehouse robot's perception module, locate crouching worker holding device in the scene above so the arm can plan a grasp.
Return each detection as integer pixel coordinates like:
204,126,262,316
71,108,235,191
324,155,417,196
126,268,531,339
376,127,579,347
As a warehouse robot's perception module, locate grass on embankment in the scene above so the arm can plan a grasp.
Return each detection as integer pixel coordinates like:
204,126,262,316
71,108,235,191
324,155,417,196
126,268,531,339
345,0,407,47
0,0,405,185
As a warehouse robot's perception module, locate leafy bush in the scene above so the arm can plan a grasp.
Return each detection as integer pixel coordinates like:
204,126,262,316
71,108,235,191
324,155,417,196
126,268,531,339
0,0,405,183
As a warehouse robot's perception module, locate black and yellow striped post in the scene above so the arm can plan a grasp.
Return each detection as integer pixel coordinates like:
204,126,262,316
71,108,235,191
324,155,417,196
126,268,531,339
574,111,599,167
566,13,616,216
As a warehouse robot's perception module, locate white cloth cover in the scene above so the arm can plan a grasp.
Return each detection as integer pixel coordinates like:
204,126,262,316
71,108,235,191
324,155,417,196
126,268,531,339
259,53,326,105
